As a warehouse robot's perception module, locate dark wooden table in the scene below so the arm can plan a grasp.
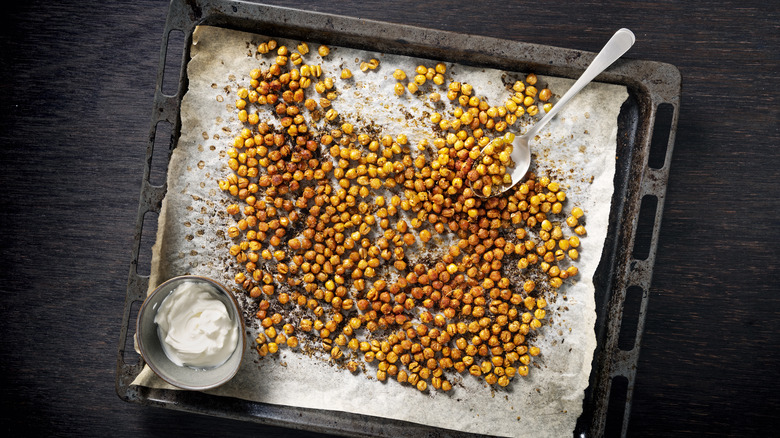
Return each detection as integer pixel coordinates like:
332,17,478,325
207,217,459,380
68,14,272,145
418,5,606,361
1,1,777,436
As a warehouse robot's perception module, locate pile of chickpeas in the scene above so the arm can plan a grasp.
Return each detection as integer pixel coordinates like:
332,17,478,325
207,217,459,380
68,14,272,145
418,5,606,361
219,39,585,393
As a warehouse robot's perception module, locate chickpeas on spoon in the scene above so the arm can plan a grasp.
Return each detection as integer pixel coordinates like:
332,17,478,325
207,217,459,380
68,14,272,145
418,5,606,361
472,28,636,198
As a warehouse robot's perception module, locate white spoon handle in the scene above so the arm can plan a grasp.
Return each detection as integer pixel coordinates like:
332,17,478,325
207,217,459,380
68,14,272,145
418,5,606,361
525,28,635,139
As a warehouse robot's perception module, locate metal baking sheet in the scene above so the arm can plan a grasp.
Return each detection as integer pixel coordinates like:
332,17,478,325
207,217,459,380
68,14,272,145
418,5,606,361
115,0,681,436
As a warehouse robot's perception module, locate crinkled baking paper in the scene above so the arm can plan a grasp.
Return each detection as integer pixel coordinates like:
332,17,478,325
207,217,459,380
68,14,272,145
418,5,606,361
132,25,628,438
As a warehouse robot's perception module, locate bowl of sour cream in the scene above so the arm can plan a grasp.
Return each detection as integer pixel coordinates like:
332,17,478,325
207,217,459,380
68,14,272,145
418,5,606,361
136,275,245,390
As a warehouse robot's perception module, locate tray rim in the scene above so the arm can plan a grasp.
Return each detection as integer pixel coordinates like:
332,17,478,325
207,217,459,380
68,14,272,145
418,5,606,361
116,1,682,437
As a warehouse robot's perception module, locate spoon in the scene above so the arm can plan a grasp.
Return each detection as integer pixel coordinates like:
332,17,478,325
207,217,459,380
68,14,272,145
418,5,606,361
475,28,635,197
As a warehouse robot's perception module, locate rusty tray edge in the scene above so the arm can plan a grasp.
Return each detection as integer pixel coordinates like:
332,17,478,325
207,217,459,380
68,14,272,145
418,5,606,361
116,1,682,437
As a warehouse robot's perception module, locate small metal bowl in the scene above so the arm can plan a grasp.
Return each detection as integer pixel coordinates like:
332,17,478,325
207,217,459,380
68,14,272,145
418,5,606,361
136,275,246,390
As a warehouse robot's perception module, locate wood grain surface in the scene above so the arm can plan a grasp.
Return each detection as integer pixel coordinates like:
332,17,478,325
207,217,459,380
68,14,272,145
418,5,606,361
0,0,777,436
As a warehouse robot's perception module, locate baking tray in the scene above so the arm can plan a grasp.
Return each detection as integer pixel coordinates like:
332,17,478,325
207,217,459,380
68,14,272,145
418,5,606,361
116,0,681,436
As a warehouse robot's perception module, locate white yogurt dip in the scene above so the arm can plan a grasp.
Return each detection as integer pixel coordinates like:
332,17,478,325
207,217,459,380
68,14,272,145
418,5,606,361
154,280,239,368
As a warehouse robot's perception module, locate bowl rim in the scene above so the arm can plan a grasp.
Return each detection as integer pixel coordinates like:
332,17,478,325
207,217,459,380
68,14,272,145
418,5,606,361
136,275,246,390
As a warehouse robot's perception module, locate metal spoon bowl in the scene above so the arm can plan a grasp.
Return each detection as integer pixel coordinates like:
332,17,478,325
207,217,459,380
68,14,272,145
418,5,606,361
474,28,635,197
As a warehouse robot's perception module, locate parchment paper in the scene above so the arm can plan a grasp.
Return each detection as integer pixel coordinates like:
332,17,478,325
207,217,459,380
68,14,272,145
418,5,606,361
133,25,628,437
